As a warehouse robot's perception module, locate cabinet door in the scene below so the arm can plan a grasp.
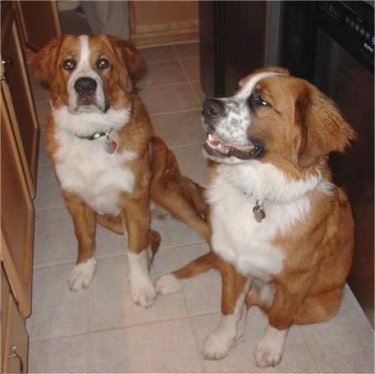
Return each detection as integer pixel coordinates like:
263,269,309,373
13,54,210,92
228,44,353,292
14,0,60,51
0,88,34,318
1,6,39,189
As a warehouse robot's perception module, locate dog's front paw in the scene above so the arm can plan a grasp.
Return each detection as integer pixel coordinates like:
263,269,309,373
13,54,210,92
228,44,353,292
255,342,282,368
202,329,235,360
130,278,156,307
155,274,183,295
68,258,96,291
255,326,287,368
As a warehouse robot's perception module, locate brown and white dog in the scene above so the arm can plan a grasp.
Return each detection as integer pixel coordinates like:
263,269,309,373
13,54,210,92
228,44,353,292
31,34,210,307
157,67,356,367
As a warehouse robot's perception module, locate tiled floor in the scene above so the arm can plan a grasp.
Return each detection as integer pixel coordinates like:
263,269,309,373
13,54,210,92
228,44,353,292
27,43,374,373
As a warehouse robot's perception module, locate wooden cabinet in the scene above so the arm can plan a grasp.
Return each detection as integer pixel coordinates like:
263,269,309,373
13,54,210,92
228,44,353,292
1,3,39,373
130,1,199,46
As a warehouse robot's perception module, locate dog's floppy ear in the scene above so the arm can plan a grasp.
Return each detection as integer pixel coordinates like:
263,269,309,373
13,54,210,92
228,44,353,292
296,83,356,168
111,37,145,81
29,37,61,86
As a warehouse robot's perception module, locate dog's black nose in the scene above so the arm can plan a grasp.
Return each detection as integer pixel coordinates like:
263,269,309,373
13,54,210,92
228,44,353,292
74,77,97,96
202,98,224,119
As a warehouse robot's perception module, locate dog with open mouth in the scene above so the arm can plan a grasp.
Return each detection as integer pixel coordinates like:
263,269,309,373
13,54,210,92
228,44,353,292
157,67,356,367
31,34,211,308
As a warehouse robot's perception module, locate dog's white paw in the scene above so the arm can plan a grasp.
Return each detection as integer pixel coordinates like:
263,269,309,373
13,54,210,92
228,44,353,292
203,330,234,360
255,326,287,368
130,277,156,307
155,274,183,295
68,258,96,291
255,342,282,368
127,250,156,307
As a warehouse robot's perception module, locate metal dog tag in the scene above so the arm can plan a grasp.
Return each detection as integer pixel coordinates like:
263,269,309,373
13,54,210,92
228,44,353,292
104,133,119,154
253,201,266,222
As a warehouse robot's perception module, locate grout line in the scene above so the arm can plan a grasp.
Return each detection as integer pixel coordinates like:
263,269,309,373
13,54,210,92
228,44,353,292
150,107,200,118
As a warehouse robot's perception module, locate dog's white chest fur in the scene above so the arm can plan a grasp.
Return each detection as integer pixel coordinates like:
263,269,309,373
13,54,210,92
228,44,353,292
53,108,136,216
207,162,327,280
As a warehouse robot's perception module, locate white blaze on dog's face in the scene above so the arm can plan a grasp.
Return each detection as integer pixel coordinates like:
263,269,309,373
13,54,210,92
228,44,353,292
65,35,107,113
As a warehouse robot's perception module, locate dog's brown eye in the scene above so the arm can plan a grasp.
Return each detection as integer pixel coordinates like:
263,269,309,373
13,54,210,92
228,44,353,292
96,57,110,70
62,58,76,71
249,91,270,108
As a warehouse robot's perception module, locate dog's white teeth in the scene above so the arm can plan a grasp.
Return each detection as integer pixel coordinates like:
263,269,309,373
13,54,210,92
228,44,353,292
207,133,220,147
207,133,231,154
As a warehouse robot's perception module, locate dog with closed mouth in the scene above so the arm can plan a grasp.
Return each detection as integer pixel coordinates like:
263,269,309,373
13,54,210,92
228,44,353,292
31,34,210,307
157,67,355,367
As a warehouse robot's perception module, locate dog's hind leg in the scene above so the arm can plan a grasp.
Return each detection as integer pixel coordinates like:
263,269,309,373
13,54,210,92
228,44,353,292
203,261,251,360
62,191,97,291
150,137,211,244
97,214,160,263
156,251,217,294
97,214,124,234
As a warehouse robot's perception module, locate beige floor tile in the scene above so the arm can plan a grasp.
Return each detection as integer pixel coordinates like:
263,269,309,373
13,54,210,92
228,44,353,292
88,253,189,331
28,335,89,373
140,83,199,115
173,143,210,187
34,208,77,267
165,214,206,247
140,45,175,63
37,131,51,167
172,43,200,59
191,80,207,102
300,285,374,373
89,319,203,373
152,110,205,148
180,57,200,82
139,60,187,88
35,164,65,210
27,263,89,341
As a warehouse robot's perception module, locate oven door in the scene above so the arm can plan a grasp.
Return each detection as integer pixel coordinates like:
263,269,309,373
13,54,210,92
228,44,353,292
315,28,374,326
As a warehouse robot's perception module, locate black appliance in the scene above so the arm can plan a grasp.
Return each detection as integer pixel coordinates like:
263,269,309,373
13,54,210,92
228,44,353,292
199,1,281,96
313,1,374,326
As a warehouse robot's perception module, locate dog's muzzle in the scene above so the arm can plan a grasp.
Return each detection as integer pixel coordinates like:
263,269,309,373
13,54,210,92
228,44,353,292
202,98,263,160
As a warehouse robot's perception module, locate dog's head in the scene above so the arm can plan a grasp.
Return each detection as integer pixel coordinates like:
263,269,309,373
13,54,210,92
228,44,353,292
31,34,144,114
202,67,356,168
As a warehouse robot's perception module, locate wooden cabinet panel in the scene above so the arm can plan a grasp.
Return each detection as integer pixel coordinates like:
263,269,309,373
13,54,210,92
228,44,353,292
130,1,198,46
1,266,10,371
1,6,39,188
1,89,34,318
14,0,60,51
1,281,29,374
